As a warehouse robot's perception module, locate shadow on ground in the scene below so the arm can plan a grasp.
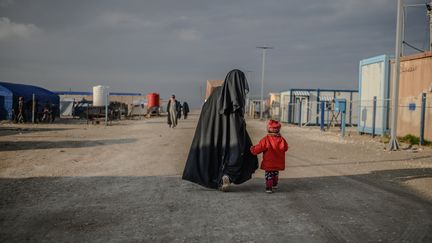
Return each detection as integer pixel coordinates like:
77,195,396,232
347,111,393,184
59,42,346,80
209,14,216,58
1,168,431,242
0,138,137,151
0,127,74,137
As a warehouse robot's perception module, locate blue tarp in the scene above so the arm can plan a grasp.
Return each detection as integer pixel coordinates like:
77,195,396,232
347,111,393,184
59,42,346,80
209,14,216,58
0,81,60,120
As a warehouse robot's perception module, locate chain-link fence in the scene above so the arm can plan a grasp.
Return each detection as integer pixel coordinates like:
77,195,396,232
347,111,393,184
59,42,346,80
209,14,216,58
251,93,431,143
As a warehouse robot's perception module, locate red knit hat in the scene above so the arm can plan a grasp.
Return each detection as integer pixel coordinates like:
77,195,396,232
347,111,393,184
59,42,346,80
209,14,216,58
267,119,281,133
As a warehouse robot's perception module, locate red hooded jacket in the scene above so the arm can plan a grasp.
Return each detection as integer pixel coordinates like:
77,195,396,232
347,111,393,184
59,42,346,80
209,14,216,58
250,134,288,171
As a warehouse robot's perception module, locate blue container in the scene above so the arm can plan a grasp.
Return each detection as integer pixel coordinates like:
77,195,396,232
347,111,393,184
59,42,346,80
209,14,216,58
335,99,346,113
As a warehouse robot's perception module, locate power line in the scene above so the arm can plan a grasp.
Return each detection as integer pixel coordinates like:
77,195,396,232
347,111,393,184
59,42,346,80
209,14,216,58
403,40,425,52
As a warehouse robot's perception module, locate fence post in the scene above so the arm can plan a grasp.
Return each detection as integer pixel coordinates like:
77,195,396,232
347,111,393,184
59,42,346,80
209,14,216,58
287,103,291,123
341,110,346,137
32,93,35,124
372,96,377,138
420,93,426,145
298,99,302,127
320,101,325,131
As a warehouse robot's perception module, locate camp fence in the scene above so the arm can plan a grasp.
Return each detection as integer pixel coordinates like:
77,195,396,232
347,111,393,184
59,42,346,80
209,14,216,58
247,94,432,142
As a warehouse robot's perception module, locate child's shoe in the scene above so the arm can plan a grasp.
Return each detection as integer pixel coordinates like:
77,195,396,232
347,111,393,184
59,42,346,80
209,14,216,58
220,175,230,192
272,185,278,190
265,178,273,193
272,175,279,190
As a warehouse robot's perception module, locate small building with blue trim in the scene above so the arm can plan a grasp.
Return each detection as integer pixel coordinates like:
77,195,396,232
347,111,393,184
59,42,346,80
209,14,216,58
0,81,59,120
358,54,391,135
279,88,359,126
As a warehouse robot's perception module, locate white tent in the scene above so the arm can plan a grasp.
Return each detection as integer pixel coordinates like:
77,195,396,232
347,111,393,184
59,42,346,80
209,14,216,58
60,98,83,117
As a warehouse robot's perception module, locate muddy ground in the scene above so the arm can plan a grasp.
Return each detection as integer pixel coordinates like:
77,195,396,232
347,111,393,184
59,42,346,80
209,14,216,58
1,113,432,242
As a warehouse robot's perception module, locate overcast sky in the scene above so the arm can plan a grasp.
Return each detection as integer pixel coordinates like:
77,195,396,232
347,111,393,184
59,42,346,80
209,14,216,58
0,0,429,107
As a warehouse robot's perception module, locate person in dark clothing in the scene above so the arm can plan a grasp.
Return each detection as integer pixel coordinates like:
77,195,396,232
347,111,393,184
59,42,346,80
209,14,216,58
182,69,258,191
17,97,25,123
182,102,190,119
177,102,182,120
167,95,181,128
41,104,52,123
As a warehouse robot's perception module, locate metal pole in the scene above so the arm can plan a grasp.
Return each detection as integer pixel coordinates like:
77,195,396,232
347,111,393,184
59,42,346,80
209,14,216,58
320,101,325,131
105,89,108,126
341,111,346,137
372,96,377,138
32,93,35,124
257,46,273,120
428,2,432,51
388,0,403,151
298,99,302,127
420,93,426,145
260,50,266,120
402,5,405,56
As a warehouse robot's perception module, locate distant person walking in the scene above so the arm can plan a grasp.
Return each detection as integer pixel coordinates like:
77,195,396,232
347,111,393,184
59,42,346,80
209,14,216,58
17,96,25,123
182,102,190,119
177,102,182,120
167,95,181,128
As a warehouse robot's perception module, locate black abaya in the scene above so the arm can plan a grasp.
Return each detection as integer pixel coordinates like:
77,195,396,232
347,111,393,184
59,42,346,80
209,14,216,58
182,69,258,189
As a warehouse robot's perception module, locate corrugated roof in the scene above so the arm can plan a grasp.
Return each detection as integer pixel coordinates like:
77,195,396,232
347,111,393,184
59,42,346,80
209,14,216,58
293,91,310,96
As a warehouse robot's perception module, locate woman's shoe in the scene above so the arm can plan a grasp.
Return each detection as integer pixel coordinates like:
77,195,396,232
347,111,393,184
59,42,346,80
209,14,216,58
220,175,230,192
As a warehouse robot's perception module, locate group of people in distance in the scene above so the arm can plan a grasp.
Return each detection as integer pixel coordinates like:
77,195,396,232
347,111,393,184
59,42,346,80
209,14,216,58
166,95,189,128
182,69,289,193
14,96,55,123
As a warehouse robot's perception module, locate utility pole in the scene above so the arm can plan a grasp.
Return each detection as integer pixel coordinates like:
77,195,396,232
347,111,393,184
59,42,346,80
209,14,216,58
389,0,403,151
427,2,432,51
257,46,273,120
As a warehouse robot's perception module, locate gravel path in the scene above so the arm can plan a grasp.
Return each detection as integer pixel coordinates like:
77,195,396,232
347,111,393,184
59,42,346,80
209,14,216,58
1,114,432,242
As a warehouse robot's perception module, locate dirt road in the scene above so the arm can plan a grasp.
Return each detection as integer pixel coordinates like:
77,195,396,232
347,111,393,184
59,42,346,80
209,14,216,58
1,114,432,242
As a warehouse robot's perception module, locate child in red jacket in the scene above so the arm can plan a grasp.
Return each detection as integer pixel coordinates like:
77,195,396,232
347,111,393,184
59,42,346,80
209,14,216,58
250,120,288,193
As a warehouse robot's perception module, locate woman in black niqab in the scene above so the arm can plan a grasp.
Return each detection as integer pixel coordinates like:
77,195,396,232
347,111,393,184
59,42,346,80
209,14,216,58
182,69,258,189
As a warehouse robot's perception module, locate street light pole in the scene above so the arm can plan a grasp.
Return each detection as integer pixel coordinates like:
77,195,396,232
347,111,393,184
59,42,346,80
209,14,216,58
389,0,403,151
257,46,273,120
428,1,432,51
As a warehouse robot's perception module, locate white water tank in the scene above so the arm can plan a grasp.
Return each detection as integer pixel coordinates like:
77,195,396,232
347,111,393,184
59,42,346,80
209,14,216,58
93,85,109,106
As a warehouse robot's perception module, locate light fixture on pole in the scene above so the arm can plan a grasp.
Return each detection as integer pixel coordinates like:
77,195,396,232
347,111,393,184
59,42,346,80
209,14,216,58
257,46,273,120
388,0,403,151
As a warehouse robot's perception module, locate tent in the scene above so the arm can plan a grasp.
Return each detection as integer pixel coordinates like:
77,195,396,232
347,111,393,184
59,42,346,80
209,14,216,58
0,81,60,120
60,98,82,117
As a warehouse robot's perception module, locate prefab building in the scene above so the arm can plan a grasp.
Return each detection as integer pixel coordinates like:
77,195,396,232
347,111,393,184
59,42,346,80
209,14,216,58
55,91,146,106
0,81,59,120
280,91,291,123
269,92,281,120
279,88,358,126
358,55,391,135
395,51,432,141
205,80,224,101
358,52,432,140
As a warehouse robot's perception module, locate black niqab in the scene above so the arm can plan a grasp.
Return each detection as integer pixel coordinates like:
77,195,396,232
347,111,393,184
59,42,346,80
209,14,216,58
182,69,258,189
